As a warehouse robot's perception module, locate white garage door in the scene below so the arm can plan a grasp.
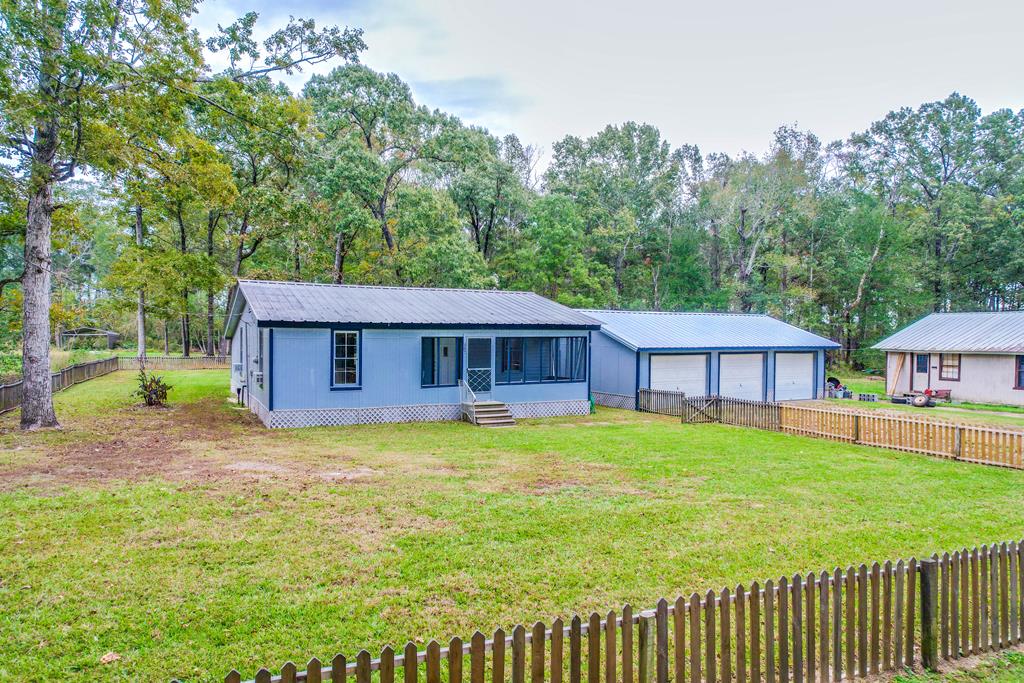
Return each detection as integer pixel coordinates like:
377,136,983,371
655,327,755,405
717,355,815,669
650,354,707,396
719,353,764,400
774,352,815,401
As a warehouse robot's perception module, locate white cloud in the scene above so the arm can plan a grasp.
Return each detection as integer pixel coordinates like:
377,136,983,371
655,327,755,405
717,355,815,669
192,0,1024,160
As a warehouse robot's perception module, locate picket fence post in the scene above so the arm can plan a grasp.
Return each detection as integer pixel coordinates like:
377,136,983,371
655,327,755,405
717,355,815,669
920,559,939,671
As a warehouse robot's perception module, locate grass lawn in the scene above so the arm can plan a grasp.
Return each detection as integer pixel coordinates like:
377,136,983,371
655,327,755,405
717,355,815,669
827,372,1024,428
895,651,1024,682
3,371,1024,681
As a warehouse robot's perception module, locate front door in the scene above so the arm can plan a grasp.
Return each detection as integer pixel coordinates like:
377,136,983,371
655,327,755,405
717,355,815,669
911,353,930,392
467,337,492,398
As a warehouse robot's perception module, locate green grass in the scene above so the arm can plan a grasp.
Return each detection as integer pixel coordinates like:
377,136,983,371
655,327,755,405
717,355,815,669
3,371,1024,681
828,371,1024,427
896,651,1024,682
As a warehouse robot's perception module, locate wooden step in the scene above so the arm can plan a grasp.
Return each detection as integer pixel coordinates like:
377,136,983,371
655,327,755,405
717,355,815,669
476,416,516,427
474,406,512,416
470,400,516,427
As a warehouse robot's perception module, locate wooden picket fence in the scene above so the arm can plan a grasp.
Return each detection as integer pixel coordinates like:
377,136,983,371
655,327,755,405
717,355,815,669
672,396,781,430
223,539,1024,683
651,395,1024,471
0,354,228,414
117,355,229,370
637,389,691,416
0,356,119,413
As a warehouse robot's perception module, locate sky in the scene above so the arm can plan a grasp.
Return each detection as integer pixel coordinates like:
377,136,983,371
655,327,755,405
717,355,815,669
193,0,1024,163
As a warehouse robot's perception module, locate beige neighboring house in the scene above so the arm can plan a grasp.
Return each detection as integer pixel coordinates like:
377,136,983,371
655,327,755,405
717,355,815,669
872,311,1024,406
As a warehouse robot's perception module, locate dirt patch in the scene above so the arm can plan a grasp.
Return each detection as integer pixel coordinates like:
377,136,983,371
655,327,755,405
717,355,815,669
224,461,291,475
0,398,350,491
319,466,376,481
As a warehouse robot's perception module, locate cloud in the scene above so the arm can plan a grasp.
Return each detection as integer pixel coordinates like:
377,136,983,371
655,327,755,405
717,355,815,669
191,0,1024,161
409,76,526,124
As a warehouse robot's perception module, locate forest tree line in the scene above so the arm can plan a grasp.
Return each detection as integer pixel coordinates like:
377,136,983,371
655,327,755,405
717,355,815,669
2,0,1024,426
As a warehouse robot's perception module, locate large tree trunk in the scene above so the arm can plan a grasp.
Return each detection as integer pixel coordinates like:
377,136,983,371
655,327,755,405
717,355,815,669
20,122,60,430
135,204,146,361
332,230,347,283
177,206,190,357
205,211,216,357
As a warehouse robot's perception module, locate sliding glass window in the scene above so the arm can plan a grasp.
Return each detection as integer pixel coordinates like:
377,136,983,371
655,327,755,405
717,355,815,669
495,336,586,384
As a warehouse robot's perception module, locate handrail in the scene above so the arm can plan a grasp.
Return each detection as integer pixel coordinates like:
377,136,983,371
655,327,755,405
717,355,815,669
458,379,476,405
458,380,477,423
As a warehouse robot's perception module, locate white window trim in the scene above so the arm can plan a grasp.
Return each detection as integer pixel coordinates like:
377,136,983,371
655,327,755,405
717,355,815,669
333,330,360,387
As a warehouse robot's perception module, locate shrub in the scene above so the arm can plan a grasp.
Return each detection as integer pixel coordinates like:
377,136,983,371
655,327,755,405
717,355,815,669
134,369,172,406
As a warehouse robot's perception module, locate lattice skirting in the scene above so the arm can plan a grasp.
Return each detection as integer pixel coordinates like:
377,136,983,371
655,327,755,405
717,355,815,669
507,400,590,419
260,403,463,429
248,395,273,426
593,391,637,410
249,400,590,428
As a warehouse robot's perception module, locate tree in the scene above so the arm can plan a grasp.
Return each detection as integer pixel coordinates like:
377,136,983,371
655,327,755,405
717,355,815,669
545,122,679,305
501,195,614,307
0,0,363,427
849,93,1024,311
446,132,533,262
304,65,465,262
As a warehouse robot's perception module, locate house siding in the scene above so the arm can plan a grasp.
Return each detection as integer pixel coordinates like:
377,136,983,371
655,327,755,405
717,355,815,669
887,351,1024,406
594,343,827,407
230,305,270,412
227,311,592,427
590,330,638,409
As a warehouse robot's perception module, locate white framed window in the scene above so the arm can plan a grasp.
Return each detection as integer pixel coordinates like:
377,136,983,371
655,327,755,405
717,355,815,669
333,330,360,386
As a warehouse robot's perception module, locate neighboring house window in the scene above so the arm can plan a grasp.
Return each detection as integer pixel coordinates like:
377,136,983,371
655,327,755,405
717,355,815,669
495,336,586,384
915,354,928,374
1016,356,1024,389
939,353,961,381
421,337,461,387
333,330,359,386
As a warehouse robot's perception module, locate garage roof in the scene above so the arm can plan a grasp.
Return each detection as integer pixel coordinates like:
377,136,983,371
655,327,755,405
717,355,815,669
872,311,1024,354
226,280,600,336
580,309,839,351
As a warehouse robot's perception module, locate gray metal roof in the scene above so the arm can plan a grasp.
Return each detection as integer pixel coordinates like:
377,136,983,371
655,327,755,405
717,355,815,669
872,311,1024,354
230,280,600,331
580,309,839,351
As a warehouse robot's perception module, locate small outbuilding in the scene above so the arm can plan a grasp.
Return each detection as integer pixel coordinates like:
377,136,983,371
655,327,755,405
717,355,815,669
582,310,839,409
225,280,600,428
872,311,1024,406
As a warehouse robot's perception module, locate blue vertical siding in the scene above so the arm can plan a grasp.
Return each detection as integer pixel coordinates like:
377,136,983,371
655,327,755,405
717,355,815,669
269,324,590,410
589,331,636,396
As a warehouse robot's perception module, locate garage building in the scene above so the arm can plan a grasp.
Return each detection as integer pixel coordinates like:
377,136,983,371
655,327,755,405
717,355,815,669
582,310,839,409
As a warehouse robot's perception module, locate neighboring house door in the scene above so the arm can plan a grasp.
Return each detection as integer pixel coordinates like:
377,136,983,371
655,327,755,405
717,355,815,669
911,352,930,392
719,353,765,401
650,354,707,396
467,337,492,398
774,352,815,401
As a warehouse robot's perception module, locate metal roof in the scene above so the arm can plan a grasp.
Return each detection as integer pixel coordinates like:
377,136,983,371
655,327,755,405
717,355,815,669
229,280,600,332
872,311,1024,354
580,309,839,351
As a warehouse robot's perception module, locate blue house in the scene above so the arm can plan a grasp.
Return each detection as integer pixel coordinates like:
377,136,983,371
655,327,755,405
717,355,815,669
225,280,600,428
583,310,839,409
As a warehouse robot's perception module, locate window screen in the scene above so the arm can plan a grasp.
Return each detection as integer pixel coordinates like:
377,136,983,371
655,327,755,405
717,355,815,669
495,336,586,384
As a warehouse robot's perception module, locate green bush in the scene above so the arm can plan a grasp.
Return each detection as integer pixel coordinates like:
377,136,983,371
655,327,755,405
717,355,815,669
133,369,172,406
